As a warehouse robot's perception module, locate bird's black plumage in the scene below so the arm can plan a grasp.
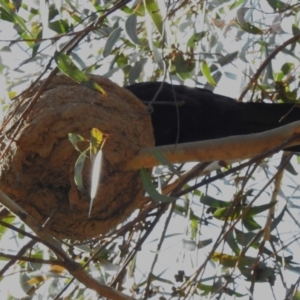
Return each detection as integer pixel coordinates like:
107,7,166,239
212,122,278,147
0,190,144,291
125,82,300,152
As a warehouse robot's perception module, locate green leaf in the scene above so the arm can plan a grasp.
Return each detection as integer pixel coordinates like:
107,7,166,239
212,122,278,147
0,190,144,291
235,228,260,248
187,32,207,49
201,61,216,86
292,290,300,300
266,0,288,11
174,52,192,80
239,22,263,35
0,0,32,36
31,28,42,57
213,207,241,220
281,62,294,75
0,216,15,239
292,24,300,44
68,133,86,152
48,19,69,34
152,149,180,176
0,6,14,22
18,223,25,239
143,0,163,36
211,252,257,268
242,217,261,231
285,159,298,175
125,14,141,45
226,229,240,255
54,51,107,96
128,58,147,84
243,201,277,218
270,205,286,231
197,238,213,248
200,195,231,208
140,168,176,203
74,149,88,192
103,27,122,58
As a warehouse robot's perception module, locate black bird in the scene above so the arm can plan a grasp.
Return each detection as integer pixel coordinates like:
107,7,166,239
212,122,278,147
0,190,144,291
125,82,300,152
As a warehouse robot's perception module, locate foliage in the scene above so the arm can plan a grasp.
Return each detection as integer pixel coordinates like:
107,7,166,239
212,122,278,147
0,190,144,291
0,0,300,299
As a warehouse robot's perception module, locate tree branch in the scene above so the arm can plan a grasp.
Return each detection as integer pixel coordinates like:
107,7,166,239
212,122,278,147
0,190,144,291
0,190,135,300
125,121,300,170
238,32,300,101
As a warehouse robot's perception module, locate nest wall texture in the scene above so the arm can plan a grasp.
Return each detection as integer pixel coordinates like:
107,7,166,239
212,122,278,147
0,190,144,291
0,75,154,240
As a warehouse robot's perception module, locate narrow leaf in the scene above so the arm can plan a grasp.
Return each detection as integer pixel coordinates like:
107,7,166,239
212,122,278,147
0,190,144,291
74,149,88,192
243,201,277,218
90,128,104,162
128,58,148,84
187,32,206,49
174,52,192,80
211,252,257,268
68,133,86,152
152,149,180,176
240,22,263,34
200,195,231,208
213,207,241,220
103,27,122,58
226,229,240,255
270,205,286,231
143,0,163,36
0,0,32,36
48,19,69,33
125,14,141,45
201,61,216,86
54,51,107,96
235,228,260,248
141,168,176,203
242,217,261,231
266,0,288,11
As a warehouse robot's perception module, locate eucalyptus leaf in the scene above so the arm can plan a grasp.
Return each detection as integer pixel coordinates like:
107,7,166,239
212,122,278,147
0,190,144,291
140,168,176,203
54,52,107,96
125,14,141,45
74,149,88,192
143,0,163,36
103,27,122,58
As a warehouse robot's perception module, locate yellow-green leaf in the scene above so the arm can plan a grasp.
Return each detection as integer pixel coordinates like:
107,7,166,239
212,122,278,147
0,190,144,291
90,128,105,162
143,0,163,36
211,252,257,268
54,51,107,96
74,149,88,192
0,0,32,37
201,61,216,86
213,207,241,220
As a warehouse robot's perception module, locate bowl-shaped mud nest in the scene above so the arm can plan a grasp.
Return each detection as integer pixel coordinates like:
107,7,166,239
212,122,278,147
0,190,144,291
0,75,154,240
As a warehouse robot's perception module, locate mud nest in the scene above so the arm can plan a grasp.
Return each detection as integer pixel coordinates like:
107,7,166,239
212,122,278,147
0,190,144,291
0,75,154,240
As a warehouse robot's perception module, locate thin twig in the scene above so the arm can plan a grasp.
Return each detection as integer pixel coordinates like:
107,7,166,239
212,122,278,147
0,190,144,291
238,32,300,101
0,190,135,300
143,202,175,299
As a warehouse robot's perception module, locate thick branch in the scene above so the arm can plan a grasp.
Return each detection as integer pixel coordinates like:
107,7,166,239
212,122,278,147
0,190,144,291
125,121,300,170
